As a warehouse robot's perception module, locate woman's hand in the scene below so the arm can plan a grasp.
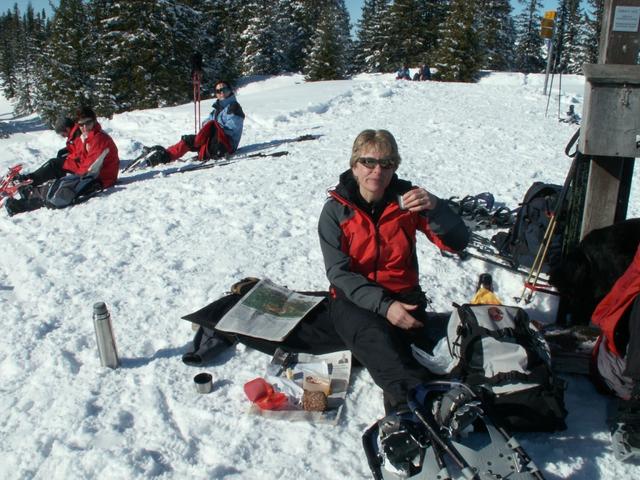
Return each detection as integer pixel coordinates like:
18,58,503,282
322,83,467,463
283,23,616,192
386,301,424,329
400,188,436,212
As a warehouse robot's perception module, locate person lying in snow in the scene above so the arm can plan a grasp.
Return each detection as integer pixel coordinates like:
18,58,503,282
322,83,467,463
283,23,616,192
5,106,119,216
142,79,244,166
183,129,469,417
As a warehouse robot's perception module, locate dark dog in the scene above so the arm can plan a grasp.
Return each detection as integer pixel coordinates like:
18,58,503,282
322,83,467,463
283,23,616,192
550,218,640,325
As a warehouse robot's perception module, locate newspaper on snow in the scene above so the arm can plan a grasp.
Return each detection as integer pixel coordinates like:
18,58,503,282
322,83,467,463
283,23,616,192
249,348,352,424
215,278,324,342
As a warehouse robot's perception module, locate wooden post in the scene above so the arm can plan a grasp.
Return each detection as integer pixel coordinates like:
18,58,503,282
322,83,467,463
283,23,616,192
598,0,640,64
557,0,639,325
579,0,639,238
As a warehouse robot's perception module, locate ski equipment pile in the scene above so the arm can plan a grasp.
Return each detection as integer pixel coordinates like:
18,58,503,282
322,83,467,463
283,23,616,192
0,164,32,207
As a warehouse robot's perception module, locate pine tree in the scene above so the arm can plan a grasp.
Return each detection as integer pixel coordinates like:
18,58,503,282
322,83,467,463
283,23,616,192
273,0,310,73
85,0,117,118
386,0,430,67
95,0,191,112
35,0,94,124
513,0,545,73
197,0,241,85
0,6,21,101
421,0,450,62
304,1,351,81
13,4,46,114
353,0,391,73
477,0,516,71
435,0,483,82
584,0,604,64
241,1,285,76
556,0,590,74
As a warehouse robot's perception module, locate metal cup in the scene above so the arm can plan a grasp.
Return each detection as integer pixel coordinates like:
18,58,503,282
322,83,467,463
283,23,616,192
194,372,213,394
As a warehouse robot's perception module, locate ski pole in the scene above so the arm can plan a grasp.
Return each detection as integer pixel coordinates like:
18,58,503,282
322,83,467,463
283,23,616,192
521,215,560,303
193,71,201,134
191,52,203,135
520,161,575,303
519,131,580,303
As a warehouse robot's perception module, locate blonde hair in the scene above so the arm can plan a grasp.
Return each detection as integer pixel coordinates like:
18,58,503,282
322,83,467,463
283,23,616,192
349,129,401,168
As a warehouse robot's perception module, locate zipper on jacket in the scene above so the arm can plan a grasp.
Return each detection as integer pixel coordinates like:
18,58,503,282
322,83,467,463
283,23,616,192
373,224,381,283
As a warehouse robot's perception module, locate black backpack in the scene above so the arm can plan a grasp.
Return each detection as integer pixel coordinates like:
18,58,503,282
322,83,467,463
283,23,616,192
492,182,564,272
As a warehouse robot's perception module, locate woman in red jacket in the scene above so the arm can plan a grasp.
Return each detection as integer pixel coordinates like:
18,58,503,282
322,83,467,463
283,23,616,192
5,106,119,216
68,106,119,188
318,129,469,413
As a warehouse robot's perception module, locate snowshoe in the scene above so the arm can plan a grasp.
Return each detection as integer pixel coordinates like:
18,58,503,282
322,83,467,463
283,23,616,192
407,381,545,479
608,396,640,462
447,193,516,231
611,421,640,462
362,410,446,480
0,164,33,208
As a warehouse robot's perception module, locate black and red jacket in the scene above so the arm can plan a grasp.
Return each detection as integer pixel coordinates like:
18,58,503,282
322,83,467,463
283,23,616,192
318,170,469,316
592,246,640,358
63,122,119,188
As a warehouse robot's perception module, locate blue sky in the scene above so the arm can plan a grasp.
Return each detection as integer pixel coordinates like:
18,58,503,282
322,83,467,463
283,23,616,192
344,1,564,26
9,0,54,15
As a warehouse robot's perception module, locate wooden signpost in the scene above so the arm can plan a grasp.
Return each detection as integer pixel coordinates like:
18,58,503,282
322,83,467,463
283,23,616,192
576,0,640,238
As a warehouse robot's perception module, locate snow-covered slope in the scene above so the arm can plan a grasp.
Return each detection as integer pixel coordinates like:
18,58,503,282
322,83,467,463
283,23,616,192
1,72,638,479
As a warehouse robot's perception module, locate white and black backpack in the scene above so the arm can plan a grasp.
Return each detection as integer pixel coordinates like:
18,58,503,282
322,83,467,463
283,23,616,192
412,303,567,432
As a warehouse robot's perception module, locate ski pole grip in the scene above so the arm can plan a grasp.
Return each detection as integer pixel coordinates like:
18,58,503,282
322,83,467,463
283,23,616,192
191,52,203,75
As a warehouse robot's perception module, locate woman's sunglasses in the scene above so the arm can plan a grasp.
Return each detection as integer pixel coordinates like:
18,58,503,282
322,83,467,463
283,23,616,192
357,157,396,169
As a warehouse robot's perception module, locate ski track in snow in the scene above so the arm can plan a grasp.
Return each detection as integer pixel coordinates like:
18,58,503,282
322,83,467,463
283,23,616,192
0,72,639,479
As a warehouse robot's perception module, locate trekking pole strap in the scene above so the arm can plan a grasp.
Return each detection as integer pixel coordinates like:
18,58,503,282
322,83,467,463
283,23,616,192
564,128,580,157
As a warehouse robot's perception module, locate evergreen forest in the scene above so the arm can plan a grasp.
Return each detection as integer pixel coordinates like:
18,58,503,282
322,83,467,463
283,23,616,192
0,0,604,125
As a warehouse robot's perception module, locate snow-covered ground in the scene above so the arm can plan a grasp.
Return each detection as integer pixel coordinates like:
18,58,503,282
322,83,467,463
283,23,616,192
1,72,638,479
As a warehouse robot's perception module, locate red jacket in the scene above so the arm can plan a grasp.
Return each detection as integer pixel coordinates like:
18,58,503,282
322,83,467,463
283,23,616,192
329,189,446,292
592,246,640,357
318,171,469,315
63,122,119,188
61,124,82,171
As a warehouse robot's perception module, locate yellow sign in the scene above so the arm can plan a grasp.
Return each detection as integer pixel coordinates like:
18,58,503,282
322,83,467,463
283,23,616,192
541,11,556,38
541,18,555,28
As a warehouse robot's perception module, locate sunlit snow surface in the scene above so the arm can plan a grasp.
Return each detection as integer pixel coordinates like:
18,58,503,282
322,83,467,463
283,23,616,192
1,72,639,479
